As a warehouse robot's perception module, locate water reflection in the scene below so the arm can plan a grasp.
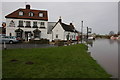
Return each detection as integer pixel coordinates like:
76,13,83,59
109,39,115,44
86,39,94,47
108,39,119,45
88,39,118,78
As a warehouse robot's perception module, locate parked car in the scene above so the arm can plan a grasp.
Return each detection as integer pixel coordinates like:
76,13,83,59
0,36,19,44
88,36,95,40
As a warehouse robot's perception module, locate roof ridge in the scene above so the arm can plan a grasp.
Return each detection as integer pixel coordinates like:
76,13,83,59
19,8,47,11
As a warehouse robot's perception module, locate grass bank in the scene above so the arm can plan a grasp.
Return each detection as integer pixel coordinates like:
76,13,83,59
2,44,111,78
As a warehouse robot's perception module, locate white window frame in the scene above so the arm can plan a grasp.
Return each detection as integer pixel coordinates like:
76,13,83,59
29,12,34,17
39,13,43,17
19,11,23,16
19,20,23,26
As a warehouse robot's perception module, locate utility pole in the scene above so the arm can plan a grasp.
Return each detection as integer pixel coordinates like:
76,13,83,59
81,21,83,43
87,27,89,41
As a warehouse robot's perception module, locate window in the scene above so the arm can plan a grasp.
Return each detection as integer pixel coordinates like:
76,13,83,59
40,22,45,28
29,12,34,17
74,35,75,39
16,32,23,38
72,35,73,39
34,32,40,38
16,32,21,37
18,21,23,27
15,28,23,38
9,33,12,36
33,29,41,38
66,34,70,40
26,21,31,28
39,13,43,17
41,22,44,26
33,22,38,28
56,34,58,38
19,11,23,16
9,20,15,27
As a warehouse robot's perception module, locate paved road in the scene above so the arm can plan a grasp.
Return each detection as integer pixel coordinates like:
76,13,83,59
2,43,57,49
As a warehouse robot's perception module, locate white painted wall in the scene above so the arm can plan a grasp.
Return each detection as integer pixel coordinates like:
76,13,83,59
51,22,78,41
52,23,64,40
6,18,78,41
47,34,52,41
6,18,48,39
64,31,78,40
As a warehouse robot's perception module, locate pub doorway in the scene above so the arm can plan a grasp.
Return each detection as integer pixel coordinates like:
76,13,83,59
25,31,32,41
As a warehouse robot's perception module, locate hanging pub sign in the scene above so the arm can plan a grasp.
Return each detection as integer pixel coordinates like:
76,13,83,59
88,28,92,33
2,22,6,28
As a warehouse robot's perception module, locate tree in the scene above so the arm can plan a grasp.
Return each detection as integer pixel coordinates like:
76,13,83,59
109,31,115,36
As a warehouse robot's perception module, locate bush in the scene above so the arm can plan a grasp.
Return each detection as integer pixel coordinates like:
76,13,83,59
29,38,49,44
54,40,64,46
58,41,64,46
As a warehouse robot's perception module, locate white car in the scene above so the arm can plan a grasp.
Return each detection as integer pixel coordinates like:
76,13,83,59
88,37,95,40
0,36,19,44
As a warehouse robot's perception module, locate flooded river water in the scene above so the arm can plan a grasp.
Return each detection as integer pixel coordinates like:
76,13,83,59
88,39,118,78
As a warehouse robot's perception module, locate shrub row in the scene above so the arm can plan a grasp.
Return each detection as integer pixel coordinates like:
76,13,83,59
29,39,49,44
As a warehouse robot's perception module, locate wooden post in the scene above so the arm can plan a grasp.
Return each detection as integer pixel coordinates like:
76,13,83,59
3,41,7,50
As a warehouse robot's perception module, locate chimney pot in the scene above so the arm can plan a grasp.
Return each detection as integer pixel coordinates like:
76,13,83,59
59,19,62,22
26,4,30,9
58,16,62,23
70,23,72,25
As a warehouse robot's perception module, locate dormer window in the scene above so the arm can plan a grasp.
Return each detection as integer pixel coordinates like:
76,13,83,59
29,12,34,17
39,13,43,17
19,11,23,16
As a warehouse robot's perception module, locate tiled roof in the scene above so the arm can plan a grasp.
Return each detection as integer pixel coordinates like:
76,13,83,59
60,23,75,32
48,22,56,34
5,8,48,21
51,19,79,33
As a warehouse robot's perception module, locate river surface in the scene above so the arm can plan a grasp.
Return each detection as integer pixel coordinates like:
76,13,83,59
88,39,118,78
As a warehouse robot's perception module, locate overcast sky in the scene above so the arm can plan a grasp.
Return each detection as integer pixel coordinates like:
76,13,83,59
1,2,118,35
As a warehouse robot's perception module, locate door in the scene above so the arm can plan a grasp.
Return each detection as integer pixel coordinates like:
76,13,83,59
28,33,31,41
25,32,31,41
25,33,28,41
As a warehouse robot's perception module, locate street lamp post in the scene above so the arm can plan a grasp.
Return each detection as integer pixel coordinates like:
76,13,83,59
87,27,89,41
81,21,83,43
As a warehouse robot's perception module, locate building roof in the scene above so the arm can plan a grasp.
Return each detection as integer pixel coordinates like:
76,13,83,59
48,22,56,34
5,5,48,21
51,19,79,33
60,23,75,32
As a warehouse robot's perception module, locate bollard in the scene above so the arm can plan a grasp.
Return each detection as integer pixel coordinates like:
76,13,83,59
3,41,7,50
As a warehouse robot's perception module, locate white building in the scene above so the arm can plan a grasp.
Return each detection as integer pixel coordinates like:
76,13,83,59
48,18,79,41
5,4,79,42
5,4,48,41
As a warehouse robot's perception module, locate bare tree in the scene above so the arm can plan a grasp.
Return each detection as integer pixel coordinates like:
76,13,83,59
109,31,115,36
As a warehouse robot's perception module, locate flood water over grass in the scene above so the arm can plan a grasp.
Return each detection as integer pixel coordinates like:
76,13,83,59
2,44,111,78
89,39,118,78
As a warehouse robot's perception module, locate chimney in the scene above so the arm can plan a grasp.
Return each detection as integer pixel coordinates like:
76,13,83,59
58,16,62,23
70,23,74,30
26,4,30,9
59,19,62,23
70,23,72,25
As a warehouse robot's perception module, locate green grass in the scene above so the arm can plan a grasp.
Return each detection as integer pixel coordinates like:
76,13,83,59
2,44,111,78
